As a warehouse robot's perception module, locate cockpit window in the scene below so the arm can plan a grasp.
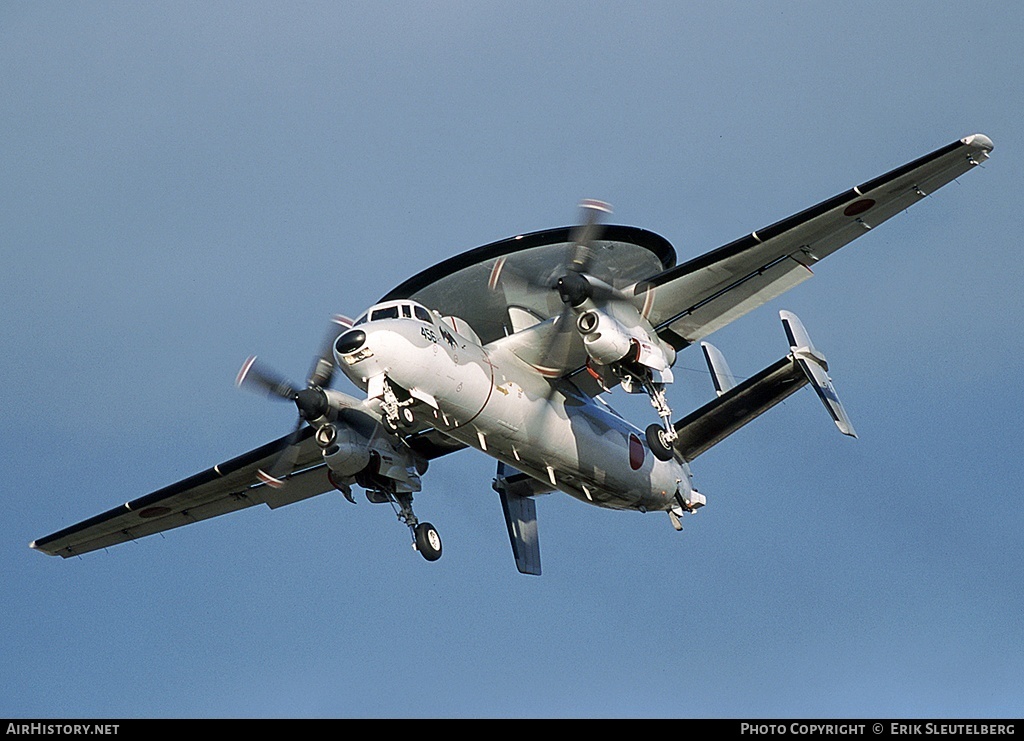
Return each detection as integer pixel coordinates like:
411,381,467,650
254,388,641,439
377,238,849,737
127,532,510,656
401,304,412,318
370,306,400,321
353,314,367,326
414,306,431,323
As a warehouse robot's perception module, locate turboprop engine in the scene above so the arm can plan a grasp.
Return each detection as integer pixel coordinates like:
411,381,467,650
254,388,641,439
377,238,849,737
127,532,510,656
575,307,675,384
575,308,633,365
316,423,371,477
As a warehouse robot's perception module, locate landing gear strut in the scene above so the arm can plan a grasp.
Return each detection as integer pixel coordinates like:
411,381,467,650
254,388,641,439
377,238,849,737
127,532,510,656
390,490,443,562
615,364,677,461
642,379,677,461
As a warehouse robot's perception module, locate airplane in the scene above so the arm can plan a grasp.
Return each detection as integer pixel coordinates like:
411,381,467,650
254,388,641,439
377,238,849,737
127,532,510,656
30,133,993,575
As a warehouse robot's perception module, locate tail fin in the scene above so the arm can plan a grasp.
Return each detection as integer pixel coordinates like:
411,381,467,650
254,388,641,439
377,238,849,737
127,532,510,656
780,311,857,438
700,341,738,396
675,311,856,461
493,462,549,576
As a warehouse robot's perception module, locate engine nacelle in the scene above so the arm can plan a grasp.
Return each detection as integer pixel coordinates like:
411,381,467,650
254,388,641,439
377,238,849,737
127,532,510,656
576,307,676,386
576,309,636,366
320,424,371,477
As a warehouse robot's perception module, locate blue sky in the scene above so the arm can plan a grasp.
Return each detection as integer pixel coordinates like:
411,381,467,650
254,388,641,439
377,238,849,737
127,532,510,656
2,2,1021,718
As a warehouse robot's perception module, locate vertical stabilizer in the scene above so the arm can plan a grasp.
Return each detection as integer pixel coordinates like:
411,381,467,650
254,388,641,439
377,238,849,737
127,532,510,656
493,462,547,575
780,311,857,438
701,342,738,396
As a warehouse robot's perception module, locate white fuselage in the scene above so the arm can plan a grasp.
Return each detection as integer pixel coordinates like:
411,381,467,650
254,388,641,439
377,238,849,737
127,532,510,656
336,302,691,512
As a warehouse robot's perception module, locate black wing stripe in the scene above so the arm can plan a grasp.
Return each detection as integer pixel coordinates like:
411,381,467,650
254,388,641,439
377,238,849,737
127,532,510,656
31,428,314,553
642,137,970,290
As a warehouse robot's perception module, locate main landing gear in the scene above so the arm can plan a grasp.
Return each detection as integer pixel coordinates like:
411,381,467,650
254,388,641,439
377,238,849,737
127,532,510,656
615,364,678,462
351,482,443,563
353,485,442,563
391,490,442,562
642,379,677,462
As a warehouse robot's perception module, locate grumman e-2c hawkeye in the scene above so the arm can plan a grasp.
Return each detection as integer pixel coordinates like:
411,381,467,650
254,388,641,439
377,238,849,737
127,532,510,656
31,134,993,575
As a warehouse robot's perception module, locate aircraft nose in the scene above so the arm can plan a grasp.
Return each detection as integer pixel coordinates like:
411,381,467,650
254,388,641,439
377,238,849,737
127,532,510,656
334,329,366,356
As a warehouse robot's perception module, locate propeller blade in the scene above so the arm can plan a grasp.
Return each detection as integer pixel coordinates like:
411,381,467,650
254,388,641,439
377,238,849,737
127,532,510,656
568,199,612,274
256,419,305,489
236,356,299,401
489,200,614,300
238,314,354,489
306,315,352,389
540,305,580,373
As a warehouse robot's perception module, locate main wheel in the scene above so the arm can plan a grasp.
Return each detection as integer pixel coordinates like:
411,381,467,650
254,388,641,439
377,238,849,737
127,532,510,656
414,522,443,562
399,405,416,428
646,423,675,461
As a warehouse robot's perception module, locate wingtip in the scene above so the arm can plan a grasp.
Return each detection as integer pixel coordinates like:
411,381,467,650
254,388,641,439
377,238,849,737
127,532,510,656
28,540,56,556
962,133,994,152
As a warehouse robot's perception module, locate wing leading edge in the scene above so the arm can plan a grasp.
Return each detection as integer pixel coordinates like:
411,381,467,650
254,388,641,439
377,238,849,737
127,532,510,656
30,429,331,558
32,419,466,558
640,134,994,350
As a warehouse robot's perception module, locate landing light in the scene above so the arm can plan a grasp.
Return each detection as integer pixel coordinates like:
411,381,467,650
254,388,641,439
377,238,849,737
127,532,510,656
343,347,373,365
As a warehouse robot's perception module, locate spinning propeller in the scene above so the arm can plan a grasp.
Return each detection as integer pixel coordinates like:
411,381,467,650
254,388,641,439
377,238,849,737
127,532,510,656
554,198,618,305
490,200,630,377
491,199,616,303
235,315,351,487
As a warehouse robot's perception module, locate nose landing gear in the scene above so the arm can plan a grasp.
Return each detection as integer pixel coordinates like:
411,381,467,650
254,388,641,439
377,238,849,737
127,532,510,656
380,378,416,434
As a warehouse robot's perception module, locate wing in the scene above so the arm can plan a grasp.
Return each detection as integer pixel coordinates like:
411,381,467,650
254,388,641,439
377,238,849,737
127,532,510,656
30,429,330,558
32,413,466,558
639,134,994,350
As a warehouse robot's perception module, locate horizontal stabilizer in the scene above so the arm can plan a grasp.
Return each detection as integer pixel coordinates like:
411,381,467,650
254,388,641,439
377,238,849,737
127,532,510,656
674,356,807,461
673,312,855,461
